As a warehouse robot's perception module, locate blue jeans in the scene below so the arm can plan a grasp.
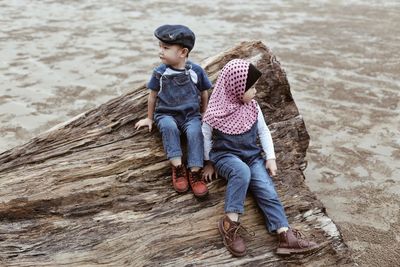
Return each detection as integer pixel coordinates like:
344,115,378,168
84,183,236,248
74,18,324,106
156,114,203,168
214,154,289,232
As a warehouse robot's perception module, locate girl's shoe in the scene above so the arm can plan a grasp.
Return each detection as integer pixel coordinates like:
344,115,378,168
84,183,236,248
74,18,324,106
218,215,247,257
276,228,325,255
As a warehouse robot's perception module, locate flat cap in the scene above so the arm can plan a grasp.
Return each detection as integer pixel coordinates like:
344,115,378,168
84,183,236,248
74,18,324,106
154,24,195,51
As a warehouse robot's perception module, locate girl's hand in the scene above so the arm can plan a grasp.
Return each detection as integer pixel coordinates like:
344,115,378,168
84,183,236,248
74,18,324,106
266,159,277,177
135,118,153,132
203,162,217,183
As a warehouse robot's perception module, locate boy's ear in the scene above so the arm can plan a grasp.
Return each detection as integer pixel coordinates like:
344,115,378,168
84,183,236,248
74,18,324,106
181,47,189,57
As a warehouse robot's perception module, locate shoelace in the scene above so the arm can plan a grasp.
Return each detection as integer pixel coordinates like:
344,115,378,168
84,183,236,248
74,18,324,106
190,171,202,182
225,222,255,246
175,165,185,178
290,229,313,248
291,229,306,239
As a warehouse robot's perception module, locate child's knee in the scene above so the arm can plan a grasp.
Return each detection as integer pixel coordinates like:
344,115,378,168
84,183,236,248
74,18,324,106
158,119,178,133
230,166,251,185
239,168,251,184
254,182,279,199
186,126,202,139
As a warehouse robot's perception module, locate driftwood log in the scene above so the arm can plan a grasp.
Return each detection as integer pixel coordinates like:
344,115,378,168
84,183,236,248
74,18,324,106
0,41,352,266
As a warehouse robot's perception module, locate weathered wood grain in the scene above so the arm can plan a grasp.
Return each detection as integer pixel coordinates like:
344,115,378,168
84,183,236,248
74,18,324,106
0,41,353,266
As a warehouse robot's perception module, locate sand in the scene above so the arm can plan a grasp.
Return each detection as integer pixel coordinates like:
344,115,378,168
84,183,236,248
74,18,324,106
1,0,399,266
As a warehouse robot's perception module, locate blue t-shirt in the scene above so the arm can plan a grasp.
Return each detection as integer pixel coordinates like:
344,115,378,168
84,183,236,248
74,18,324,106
147,61,212,92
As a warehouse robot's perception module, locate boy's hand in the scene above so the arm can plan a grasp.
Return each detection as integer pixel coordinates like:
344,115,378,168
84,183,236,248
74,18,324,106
135,118,153,132
265,159,277,177
203,162,217,183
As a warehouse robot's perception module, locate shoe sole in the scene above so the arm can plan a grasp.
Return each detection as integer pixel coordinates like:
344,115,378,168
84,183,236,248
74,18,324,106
174,186,189,193
193,190,209,199
217,219,247,257
276,241,330,255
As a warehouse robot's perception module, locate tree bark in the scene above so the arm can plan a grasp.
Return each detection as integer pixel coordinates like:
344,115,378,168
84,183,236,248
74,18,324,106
0,41,352,266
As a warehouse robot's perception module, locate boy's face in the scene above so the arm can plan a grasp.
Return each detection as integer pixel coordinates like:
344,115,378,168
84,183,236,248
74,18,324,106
242,87,257,104
158,41,188,67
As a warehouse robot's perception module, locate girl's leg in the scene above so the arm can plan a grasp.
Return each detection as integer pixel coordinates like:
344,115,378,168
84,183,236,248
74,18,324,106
226,212,239,222
248,157,289,233
214,154,251,215
248,158,323,255
215,154,251,257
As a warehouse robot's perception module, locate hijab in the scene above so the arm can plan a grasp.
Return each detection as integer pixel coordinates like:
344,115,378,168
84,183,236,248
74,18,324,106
203,59,261,135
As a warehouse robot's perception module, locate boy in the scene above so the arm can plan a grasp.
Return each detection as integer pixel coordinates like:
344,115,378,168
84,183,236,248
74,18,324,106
135,24,211,198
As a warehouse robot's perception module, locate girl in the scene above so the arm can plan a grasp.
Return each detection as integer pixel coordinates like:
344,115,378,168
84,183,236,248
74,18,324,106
202,59,322,256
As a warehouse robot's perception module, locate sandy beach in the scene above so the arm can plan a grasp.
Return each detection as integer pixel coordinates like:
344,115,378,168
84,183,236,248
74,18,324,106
1,0,399,266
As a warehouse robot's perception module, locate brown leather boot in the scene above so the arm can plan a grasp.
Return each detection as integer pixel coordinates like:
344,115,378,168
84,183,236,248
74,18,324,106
218,215,247,257
276,228,323,255
171,165,189,193
188,170,209,198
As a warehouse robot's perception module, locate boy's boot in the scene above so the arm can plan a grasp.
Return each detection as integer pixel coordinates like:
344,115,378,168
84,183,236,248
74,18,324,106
188,170,208,198
218,215,247,257
276,228,323,255
171,165,189,193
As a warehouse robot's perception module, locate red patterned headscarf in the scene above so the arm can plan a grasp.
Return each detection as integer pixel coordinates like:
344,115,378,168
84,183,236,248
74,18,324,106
203,59,259,135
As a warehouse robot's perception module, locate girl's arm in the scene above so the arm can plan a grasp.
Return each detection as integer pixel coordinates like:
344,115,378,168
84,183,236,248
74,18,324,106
202,122,213,161
257,105,276,160
257,105,278,176
202,122,215,182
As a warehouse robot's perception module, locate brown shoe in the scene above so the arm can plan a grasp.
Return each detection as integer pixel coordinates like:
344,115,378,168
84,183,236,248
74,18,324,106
218,215,247,257
188,170,208,198
276,228,323,255
171,165,189,193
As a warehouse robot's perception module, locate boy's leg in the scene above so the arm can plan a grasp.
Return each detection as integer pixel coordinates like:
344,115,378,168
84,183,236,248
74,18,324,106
214,154,251,257
248,157,289,233
170,157,182,167
156,115,188,193
156,115,183,161
181,117,203,169
182,116,208,197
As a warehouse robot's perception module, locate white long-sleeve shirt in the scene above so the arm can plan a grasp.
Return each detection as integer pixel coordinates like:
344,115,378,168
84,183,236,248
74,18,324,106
202,104,276,161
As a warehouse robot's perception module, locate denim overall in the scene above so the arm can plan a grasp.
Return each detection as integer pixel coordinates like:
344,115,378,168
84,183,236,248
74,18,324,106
210,122,289,232
154,64,203,168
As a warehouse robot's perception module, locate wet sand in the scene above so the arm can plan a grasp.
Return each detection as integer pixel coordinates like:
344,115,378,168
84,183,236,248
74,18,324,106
1,0,399,266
